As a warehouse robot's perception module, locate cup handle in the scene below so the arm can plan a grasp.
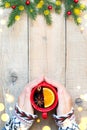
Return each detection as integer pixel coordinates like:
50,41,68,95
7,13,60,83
42,112,47,119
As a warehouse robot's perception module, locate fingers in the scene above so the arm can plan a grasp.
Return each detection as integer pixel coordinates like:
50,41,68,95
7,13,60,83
18,90,25,109
45,77,65,90
23,89,34,114
24,76,44,90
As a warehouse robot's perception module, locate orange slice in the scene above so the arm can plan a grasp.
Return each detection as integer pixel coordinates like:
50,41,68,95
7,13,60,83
43,87,55,108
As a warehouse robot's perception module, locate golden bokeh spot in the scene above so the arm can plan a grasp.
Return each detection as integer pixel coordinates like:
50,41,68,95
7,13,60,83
0,103,4,111
1,113,9,122
80,94,84,99
77,107,83,112
79,117,87,130
80,27,84,33
0,19,6,25
36,118,40,123
42,126,51,130
6,93,14,103
84,14,87,19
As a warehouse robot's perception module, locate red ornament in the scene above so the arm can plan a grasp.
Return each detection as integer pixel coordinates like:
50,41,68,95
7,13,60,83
67,11,72,15
11,5,16,9
48,5,52,10
26,0,30,5
74,0,78,3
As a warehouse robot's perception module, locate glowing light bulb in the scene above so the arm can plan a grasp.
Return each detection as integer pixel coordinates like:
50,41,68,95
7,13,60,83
1,113,9,122
0,103,4,111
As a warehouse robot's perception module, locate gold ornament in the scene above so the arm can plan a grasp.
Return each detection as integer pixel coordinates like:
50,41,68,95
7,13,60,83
30,9,33,12
19,5,25,11
5,2,10,8
40,0,44,5
55,0,61,6
37,1,44,8
15,15,20,21
44,10,50,15
80,4,86,10
77,17,82,24
74,8,81,15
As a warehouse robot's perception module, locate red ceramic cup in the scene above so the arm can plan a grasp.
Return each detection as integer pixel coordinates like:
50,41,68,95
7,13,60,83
30,80,58,119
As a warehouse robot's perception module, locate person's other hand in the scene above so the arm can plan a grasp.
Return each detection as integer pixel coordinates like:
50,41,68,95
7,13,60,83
45,77,73,116
18,77,44,114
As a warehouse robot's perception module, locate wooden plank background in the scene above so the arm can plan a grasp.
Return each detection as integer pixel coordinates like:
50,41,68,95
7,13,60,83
0,3,87,130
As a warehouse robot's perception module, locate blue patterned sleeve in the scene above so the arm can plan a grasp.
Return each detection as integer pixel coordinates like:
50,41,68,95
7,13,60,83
2,104,38,130
53,108,79,130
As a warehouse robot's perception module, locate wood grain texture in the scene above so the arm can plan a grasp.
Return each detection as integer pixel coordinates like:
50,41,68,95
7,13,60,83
29,12,65,130
0,12,28,129
66,20,87,126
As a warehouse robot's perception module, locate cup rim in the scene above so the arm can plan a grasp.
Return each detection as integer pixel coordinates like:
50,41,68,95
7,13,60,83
30,81,58,112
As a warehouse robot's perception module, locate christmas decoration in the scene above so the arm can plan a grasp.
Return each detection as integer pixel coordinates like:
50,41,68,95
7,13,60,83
48,5,53,10
11,5,16,9
74,0,78,3
67,11,72,15
0,0,87,27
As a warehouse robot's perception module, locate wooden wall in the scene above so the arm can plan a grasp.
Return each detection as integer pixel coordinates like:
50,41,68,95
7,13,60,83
0,5,87,130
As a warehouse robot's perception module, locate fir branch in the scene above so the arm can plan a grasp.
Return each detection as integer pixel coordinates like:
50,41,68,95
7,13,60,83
7,8,21,27
44,14,52,25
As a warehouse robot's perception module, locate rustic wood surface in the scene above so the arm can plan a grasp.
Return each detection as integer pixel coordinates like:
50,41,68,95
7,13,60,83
0,5,87,130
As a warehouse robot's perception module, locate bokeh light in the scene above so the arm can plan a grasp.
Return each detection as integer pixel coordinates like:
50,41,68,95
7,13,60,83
77,86,81,89
9,107,13,111
80,93,87,101
1,113,9,122
79,117,87,130
42,126,51,130
5,93,14,103
0,19,6,25
0,103,4,111
77,106,83,112
36,118,41,123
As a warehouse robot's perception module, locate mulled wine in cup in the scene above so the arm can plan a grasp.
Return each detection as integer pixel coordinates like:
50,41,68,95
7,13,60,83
30,81,58,119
